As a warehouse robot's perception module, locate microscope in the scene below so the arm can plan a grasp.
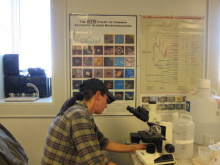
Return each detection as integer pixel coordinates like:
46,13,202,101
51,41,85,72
127,101,176,165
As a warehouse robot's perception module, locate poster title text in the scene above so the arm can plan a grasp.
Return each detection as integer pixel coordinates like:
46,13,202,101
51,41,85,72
74,20,132,27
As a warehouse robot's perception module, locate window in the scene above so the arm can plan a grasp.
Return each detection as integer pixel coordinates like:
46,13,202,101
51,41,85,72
0,0,51,76
0,1,12,54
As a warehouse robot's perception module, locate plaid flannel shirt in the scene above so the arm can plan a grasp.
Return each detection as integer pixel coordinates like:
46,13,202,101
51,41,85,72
41,101,110,165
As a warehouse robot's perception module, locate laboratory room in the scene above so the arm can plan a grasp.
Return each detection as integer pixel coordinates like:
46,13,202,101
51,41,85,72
0,0,220,165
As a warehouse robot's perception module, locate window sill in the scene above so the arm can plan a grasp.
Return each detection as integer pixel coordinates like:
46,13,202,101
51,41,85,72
0,96,52,105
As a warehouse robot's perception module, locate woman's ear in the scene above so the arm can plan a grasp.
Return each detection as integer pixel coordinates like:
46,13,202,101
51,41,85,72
95,90,101,99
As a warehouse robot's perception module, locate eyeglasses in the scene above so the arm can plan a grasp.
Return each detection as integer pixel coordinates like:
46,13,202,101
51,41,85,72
106,98,111,104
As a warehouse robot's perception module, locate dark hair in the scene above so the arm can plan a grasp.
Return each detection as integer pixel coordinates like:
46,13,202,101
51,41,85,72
57,89,106,116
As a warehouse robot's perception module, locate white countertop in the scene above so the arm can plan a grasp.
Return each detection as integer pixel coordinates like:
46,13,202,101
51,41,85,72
131,144,203,165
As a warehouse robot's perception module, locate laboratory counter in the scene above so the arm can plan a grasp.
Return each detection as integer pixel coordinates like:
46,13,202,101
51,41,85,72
131,143,203,165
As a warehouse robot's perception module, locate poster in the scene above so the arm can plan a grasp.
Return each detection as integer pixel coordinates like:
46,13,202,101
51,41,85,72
69,14,137,115
139,15,204,94
138,16,204,112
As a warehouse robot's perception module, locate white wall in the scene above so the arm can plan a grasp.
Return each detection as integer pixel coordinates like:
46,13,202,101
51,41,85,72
206,0,220,92
0,0,220,165
0,55,4,99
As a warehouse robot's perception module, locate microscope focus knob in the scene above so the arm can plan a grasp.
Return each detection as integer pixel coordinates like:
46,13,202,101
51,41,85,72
165,144,175,153
146,143,156,154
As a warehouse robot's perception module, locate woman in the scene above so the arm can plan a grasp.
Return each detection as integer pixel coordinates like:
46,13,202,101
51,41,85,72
41,78,145,165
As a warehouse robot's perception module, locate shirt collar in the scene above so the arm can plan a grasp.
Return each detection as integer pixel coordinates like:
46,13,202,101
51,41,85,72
78,101,94,120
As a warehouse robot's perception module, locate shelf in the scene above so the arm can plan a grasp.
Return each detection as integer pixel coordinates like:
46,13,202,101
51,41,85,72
0,96,52,104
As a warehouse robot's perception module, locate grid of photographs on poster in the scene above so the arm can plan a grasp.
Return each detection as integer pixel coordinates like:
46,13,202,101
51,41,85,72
141,95,186,111
71,34,136,101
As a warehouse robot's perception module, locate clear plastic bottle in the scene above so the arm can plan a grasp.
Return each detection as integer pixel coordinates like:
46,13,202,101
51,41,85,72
172,114,194,159
208,144,220,165
185,79,220,144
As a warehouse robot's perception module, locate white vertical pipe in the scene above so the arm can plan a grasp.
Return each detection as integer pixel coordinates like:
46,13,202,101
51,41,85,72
11,0,20,53
205,0,209,79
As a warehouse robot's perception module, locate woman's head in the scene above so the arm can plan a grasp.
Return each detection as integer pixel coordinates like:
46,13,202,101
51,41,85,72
79,78,115,104
57,79,116,116
78,79,115,114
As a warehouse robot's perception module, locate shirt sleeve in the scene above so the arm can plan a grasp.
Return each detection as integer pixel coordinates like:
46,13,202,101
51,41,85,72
92,119,109,150
71,111,109,165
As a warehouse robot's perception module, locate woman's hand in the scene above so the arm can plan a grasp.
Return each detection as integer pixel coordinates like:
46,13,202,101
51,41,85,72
105,141,146,153
130,143,146,153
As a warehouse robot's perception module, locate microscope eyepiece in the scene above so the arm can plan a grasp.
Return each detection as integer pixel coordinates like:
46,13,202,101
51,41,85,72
126,106,149,122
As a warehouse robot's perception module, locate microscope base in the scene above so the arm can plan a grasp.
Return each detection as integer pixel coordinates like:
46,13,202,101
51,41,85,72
136,150,176,165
